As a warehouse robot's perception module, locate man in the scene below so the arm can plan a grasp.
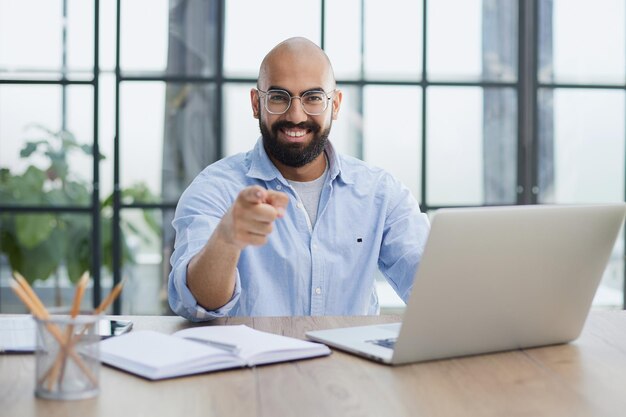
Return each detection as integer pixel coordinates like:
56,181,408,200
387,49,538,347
168,37,430,321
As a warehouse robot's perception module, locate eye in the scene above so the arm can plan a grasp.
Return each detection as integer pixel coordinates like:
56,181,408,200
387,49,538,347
268,92,290,103
303,92,325,103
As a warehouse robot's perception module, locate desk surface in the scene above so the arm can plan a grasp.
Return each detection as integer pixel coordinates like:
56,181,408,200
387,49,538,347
2,311,626,417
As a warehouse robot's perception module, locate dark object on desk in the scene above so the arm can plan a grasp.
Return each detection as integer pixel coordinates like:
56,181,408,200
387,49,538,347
99,320,133,339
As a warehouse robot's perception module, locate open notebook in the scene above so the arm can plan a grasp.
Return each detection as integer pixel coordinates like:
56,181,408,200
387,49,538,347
99,325,331,380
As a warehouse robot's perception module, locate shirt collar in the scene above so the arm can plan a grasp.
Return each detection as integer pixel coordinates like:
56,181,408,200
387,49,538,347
246,137,355,185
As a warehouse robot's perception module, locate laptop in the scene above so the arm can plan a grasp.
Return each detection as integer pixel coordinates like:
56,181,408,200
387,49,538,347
306,204,626,365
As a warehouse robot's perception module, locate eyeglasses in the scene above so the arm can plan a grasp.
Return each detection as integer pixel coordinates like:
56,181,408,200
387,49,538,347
257,88,335,116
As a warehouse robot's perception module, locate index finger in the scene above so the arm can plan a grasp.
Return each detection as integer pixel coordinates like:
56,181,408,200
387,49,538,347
265,190,290,217
239,185,268,204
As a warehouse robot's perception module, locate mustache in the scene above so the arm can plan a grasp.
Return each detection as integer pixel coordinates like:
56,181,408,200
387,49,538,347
272,120,320,134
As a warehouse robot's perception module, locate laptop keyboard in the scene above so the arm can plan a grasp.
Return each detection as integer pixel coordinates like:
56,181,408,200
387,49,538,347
366,337,397,349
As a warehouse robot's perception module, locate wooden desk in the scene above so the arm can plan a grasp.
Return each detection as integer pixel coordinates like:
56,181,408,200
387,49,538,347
2,311,626,417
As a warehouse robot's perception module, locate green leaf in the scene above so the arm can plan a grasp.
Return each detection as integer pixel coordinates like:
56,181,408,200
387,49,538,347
21,166,46,191
65,224,91,283
20,142,39,158
19,231,65,282
78,144,106,161
142,210,162,236
0,229,23,277
0,167,10,182
16,214,56,249
47,152,69,181
101,216,113,271
64,181,91,205
3,228,65,282
44,189,71,205
101,192,114,208
59,130,77,146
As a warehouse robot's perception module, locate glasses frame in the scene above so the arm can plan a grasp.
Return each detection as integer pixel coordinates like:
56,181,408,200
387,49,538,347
257,88,336,116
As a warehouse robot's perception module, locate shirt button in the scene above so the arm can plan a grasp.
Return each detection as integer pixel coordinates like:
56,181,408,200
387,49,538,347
296,202,303,209
276,184,282,190
315,287,322,295
312,244,318,250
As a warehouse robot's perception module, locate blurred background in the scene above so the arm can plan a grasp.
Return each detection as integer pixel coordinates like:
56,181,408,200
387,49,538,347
0,0,624,315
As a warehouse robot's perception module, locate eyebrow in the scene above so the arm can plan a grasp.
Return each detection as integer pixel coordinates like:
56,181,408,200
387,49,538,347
267,86,327,95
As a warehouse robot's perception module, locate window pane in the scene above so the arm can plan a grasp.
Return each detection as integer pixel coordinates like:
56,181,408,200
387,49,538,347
428,0,517,82
427,87,517,206
119,83,166,201
119,208,168,315
364,0,422,80
0,0,93,79
539,0,625,84
0,85,61,175
223,83,259,157
66,0,95,74
120,0,169,74
119,82,217,203
99,73,116,199
538,88,624,309
0,213,93,313
325,0,362,80
363,86,422,201
538,89,624,203
162,0,220,77
330,85,362,159
99,0,118,72
0,0,61,76
0,85,94,206
66,86,95,184
224,0,321,78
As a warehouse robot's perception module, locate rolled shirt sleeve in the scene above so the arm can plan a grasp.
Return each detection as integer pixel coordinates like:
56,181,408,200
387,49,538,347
167,176,242,321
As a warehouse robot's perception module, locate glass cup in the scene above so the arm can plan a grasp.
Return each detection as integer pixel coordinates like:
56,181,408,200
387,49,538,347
33,312,101,400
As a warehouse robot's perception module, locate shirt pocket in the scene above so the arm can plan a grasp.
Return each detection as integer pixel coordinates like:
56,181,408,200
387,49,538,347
328,226,373,271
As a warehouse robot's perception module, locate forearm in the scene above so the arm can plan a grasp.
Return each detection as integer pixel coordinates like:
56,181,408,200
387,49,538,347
186,226,241,311
184,186,289,311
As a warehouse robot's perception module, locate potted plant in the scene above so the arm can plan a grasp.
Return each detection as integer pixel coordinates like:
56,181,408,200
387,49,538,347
0,125,160,288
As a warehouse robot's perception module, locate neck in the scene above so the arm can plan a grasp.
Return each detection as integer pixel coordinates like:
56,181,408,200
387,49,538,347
270,152,327,182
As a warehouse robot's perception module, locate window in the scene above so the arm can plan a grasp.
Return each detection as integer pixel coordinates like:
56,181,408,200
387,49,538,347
1,0,623,313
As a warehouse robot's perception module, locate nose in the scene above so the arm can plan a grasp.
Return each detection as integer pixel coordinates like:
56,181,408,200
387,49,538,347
284,97,308,124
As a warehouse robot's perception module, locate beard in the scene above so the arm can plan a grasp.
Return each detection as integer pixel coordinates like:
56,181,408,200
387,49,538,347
260,118,331,168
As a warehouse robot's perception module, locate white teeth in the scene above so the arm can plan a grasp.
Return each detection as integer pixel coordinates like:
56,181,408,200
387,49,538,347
285,130,306,137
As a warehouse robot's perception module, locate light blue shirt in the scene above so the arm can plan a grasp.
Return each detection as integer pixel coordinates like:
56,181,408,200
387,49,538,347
168,138,430,321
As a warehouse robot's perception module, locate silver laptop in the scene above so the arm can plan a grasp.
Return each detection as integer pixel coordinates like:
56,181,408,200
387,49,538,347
306,204,626,365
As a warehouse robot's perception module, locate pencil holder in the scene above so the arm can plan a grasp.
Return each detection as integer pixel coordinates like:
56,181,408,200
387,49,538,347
33,311,101,400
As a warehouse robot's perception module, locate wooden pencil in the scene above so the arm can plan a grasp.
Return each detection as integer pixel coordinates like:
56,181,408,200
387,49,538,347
10,277,98,388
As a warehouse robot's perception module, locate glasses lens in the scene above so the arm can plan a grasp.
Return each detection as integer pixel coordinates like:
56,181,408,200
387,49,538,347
266,90,290,114
301,91,327,115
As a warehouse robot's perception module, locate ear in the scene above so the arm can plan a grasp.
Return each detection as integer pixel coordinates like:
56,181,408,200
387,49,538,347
331,89,343,121
250,88,260,119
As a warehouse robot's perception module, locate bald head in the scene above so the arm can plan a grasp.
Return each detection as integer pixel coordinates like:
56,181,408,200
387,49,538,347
257,37,336,90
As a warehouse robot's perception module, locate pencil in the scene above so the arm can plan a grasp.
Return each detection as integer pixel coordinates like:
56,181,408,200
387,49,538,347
51,273,90,389
13,272,47,317
10,277,98,388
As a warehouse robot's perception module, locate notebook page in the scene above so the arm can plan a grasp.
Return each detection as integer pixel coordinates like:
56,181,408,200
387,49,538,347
173,325,331,365
99,330,240,379
0,316,36,352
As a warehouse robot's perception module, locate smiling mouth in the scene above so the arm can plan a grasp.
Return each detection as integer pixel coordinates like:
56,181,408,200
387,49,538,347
280,128,310,140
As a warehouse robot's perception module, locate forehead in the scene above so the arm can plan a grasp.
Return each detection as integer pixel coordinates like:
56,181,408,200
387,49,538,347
259,49,333,92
